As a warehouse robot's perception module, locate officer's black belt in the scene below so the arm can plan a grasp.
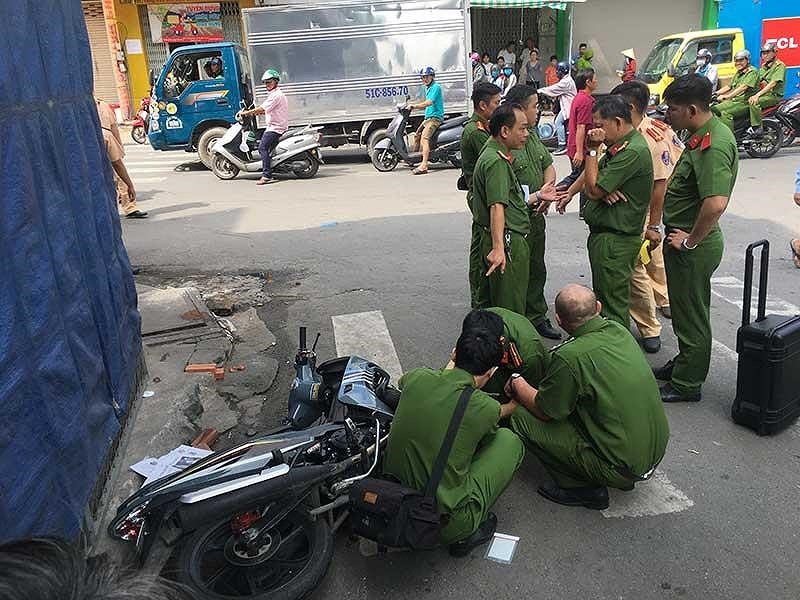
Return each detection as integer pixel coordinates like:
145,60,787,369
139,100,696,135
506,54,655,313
588,226,638,237
477,225,528,239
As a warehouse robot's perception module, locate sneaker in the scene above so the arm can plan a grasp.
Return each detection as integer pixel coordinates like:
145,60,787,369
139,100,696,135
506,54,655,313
449,513,497,557
552,146,567,156
125,210,148,219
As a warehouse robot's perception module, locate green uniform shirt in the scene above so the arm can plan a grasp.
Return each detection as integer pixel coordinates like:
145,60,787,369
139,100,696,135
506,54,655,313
583,129,654,236
472,138,530,235
729,66,759,100
383,367,501,513
461,113,491,214
512,128,554,198
488,306,549,386
535,317,669,475
664,116,738,231
759,59,787,97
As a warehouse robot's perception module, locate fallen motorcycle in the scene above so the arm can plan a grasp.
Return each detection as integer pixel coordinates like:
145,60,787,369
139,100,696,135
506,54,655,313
109,327,398,600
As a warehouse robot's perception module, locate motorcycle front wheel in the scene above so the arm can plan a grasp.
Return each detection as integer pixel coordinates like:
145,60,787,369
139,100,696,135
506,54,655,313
746,120,784,158
371,147,399,172
178,508,334,600
211,154,240,180
131,126,146,145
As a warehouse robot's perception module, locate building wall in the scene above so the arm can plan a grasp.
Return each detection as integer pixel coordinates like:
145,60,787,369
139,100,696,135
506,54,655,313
571,0,704,92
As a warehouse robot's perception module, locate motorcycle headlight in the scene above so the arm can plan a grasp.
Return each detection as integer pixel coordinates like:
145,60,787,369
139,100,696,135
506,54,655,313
649,93,660,107
111,501,149,541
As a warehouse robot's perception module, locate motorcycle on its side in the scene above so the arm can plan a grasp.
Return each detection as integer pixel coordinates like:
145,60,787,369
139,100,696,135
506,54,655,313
109,327,399,600
131,96,151,145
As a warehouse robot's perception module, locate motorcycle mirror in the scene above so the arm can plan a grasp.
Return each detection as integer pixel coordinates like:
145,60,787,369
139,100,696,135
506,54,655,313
311,332,321,353
149,68,155,87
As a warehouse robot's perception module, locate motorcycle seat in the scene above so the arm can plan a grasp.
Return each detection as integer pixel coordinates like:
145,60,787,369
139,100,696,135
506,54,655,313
279,129,301,141
438,115,469,131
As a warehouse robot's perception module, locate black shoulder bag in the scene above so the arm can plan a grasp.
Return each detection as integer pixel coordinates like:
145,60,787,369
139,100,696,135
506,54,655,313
349,386,473,550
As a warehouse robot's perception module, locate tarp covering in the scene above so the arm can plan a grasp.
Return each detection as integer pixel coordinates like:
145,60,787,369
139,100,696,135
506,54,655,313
0,1,142,541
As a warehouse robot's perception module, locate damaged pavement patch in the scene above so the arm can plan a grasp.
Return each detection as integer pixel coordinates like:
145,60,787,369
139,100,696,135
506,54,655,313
191,381,239,434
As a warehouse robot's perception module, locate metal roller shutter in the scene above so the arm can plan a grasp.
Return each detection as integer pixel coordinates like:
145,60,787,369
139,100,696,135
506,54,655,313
83,1,119,102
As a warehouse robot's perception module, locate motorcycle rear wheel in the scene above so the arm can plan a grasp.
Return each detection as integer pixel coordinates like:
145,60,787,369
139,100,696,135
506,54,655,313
292,152,320,179
371,147,399,172
131,126,146,145
178,508,334,600
746,120,783,159
211,154,240,180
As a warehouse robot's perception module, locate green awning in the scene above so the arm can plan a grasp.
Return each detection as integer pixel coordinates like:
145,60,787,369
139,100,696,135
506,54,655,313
469,0,579,8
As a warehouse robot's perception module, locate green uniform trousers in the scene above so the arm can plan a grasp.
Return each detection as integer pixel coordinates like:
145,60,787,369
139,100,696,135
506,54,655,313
587,232,641,328
468,222,488,308
476,229,530,314
526,213,548,325
663,229,724,395
441,428,525,543
509,410,631,490
748,94,781,127
713,99,751,131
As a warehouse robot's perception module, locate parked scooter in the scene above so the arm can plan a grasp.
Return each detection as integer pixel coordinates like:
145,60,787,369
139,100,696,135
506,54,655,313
764,76,800,147
209,107,324,181
371,100,468,172
131,96,151,145
109,327,398,600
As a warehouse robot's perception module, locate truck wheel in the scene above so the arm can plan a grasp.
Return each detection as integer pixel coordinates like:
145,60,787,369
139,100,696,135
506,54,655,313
371,147,398,172
211,154,240,180
367,128,388,156
197,126,229,169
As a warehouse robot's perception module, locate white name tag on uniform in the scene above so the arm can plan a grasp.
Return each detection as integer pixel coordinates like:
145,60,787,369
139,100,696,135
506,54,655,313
521,184,531,205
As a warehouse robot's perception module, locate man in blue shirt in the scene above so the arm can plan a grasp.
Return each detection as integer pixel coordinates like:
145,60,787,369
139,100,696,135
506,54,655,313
409,66,445,174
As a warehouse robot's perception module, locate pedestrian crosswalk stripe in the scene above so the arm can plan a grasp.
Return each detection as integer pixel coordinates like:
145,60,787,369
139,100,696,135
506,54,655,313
602,471,694,519
133,177,167,183
711,275,800,317
128,167,186,174
331,310,403,385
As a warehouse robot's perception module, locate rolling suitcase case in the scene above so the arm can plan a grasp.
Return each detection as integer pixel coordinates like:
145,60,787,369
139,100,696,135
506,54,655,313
732,240,800,435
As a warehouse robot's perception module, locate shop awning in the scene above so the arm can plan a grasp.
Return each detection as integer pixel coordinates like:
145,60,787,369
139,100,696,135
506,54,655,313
470,0,584,8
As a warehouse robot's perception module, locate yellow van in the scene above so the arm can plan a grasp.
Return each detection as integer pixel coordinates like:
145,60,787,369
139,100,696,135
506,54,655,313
639,28,746,105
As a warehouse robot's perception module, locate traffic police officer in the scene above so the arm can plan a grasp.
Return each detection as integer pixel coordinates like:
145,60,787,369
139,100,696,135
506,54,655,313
748,42,787,135
504,85,562,339
471,103,532,314
713,50,759,132
656,75,738,403
508,284,669,509
556,96,654,328
383,327,525,555
461,82,503,308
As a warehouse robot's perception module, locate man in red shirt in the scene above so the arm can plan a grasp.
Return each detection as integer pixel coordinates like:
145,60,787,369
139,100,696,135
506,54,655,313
558,69,598,217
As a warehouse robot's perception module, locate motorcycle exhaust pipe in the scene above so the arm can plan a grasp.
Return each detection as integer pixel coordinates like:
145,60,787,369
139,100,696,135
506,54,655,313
176,464,336,531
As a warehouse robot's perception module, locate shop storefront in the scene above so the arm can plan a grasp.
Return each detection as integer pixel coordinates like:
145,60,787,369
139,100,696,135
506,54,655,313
83,0,120,103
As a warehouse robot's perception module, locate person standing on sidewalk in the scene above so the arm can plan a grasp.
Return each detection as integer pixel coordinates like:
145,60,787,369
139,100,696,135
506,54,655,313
240,68,289,185
611,80,684,353
538,62,576,156
96,98,147,219
656,75,738,403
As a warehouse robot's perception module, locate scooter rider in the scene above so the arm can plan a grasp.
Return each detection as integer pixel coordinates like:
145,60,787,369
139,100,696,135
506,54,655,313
712,50,759,134
409,66,445,175
749,42,787,137
538,61,576,155
239,68,289,185
695,48,718,90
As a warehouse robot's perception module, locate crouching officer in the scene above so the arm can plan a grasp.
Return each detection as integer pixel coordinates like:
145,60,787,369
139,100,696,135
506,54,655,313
472,103,533,314
508,285,669,509
461,82,503,308
656,75,738,402
504,84,561,339
383,327,525,556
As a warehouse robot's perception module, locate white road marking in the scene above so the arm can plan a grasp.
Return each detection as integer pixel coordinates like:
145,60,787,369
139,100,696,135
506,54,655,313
602,471,694,519
127,167,186,174
711,276,800,317
132,177,167,183
712,338,739,363
331,310,403,384
123,161,189,166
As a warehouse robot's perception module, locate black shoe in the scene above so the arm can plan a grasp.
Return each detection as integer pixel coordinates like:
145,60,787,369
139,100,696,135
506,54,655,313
660,382,701,403
747,126,764,138
659,305,672,319
125,210,148,219
449,513,497,557
652,358,675,381
535,319,563,340
641,336,661,354
537,483,609,510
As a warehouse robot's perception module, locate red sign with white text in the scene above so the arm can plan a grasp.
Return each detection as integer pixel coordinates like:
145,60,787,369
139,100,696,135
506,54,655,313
762,17,800,68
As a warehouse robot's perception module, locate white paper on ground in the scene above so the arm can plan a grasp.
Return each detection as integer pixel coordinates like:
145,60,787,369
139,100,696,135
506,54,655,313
130,445,213,487
485,532,519,564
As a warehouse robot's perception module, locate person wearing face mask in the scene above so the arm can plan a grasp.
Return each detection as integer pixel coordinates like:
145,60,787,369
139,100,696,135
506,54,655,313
695,48,718,90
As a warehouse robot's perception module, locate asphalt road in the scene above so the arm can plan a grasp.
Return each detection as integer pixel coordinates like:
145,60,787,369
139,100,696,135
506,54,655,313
121,140,800,600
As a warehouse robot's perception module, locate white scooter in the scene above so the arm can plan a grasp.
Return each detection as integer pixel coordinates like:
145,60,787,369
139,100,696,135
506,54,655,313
209,111,324,181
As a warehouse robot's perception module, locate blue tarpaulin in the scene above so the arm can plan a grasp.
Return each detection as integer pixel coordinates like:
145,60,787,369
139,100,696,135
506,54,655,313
0,1,142,541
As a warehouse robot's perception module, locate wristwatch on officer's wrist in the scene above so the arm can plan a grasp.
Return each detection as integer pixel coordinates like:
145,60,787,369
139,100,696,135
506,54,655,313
588,149,599,157
647,225,661,233
681,238,698,251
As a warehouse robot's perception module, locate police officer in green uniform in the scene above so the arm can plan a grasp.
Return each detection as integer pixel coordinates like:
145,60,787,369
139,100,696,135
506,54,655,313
504,85,562,340
471,103,534,314
383,327,525,555
656,75,738,403
461,82,503,308
460,307,550,399
555,96,653,328
508,284,669,509
748,43,787,135
713,49,759,132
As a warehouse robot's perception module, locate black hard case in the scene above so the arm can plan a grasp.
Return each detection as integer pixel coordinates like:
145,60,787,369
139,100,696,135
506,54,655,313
732,240,800,435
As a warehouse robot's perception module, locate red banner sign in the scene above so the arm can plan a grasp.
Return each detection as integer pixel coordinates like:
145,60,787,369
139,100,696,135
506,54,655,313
762,17,800,68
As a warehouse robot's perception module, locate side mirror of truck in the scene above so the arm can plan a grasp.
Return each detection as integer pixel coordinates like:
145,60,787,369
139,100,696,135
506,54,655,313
666,65,677,78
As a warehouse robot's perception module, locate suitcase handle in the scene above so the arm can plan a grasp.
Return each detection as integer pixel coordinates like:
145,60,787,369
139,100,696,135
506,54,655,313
742,240,769,327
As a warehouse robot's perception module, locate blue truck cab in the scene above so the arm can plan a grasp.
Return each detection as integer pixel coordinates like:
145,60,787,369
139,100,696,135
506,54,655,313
148,42,252,165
